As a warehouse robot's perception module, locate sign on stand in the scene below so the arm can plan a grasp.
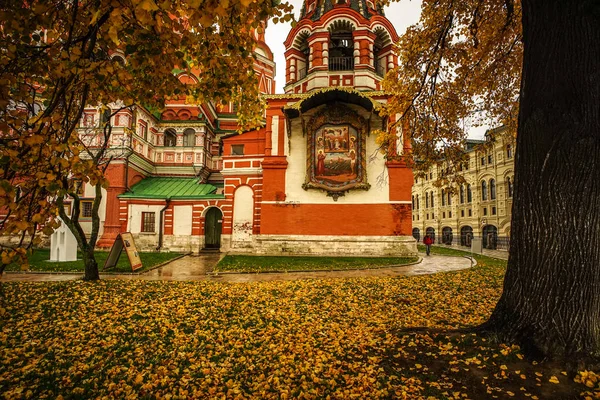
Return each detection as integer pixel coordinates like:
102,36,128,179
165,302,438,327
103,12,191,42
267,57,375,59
103,233,143,272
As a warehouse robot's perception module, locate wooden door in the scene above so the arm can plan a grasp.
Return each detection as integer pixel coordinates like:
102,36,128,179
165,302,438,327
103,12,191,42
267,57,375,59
204,208,223,249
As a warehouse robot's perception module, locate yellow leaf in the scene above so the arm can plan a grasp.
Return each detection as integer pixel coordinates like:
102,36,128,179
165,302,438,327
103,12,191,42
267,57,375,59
108,25,120,45
549,376,559,384
138,0,159,11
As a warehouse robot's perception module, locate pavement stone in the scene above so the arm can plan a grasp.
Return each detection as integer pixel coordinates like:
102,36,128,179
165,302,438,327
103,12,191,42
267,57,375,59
1,253,475,283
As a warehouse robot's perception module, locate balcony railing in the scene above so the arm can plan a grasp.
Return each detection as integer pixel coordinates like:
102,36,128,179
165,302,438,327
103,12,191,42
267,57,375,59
329,56,354,71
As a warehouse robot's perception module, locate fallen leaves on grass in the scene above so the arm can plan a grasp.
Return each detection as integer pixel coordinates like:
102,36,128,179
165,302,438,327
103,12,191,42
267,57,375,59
0,261,596,399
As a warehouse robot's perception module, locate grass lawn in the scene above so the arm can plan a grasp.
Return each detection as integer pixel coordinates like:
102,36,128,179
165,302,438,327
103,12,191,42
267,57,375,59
0,255,597,398
4,249,184,273
215,255,419,273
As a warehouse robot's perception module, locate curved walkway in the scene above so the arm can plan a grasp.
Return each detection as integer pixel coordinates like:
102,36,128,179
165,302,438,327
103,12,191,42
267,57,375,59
1,253,474,282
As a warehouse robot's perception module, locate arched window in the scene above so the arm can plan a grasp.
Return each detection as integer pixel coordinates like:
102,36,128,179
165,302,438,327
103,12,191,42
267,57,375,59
425,193,429,208
412,228,420,241
183,128,195,147
507,177,513,198
430,191,435,208
467,184,472,203
459,185,465,204
447,190,452,205
164,129,177,147
490,179,496,200
412,195,415,209
416,194,419,210
481,180,488,201
441,189,446,206
373,28,391,77
329,24,354,71
506,144,513,159
294,31,310,80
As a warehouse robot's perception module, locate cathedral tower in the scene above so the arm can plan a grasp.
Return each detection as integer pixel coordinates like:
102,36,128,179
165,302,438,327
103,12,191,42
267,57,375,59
284,0,399,93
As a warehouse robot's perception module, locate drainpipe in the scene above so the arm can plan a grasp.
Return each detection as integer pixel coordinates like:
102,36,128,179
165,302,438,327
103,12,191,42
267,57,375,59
156,197,171,251
124,109,136,191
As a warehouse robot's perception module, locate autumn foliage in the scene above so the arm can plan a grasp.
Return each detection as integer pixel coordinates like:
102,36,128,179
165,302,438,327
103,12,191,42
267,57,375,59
379,0,522,177
0,0,292,272
0,259,597,398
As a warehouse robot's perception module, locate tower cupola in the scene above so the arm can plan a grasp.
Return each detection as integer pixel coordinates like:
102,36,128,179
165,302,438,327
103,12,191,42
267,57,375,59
283,0,399,93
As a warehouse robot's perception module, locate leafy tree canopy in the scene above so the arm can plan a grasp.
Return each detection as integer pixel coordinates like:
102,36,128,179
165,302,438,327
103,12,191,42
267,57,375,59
0,0,292,268
380,0,522,181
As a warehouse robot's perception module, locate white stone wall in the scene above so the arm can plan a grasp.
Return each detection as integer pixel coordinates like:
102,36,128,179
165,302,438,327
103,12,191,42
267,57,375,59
285,106,389,204
231,186,254,247
173,206,193,235
229,235,417,257
128,204,163,234
162,235,200,253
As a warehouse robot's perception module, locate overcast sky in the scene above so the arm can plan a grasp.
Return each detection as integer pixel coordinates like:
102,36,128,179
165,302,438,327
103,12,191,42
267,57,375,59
264,0,423,93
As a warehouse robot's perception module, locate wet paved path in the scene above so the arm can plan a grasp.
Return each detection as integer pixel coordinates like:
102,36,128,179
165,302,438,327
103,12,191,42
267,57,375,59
1,253,475,283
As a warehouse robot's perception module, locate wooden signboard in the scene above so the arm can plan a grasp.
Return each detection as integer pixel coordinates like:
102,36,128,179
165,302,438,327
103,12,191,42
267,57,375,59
103,233,143,272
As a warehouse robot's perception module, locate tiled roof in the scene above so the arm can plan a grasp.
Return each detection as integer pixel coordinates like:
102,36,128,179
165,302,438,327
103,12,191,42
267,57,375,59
118,177,225,200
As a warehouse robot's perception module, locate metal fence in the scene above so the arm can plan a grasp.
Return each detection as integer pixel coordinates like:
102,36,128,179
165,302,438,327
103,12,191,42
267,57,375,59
434,235,510,251
414,232,510,251
329,56,354,71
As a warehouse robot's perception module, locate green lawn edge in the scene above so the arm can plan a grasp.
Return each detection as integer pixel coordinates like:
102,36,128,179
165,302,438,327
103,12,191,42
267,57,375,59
6,249,184,274
214,255,420,273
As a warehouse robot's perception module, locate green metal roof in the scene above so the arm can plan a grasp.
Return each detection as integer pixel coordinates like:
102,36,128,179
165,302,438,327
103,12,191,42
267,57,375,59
118,177,225,200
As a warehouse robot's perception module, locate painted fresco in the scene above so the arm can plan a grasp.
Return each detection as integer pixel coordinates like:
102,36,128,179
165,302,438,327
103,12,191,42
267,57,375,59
315,125,358,183
303,104,370,195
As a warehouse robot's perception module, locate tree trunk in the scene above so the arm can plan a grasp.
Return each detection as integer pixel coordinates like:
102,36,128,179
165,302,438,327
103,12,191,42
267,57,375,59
81,246,100,281
483,1,600,359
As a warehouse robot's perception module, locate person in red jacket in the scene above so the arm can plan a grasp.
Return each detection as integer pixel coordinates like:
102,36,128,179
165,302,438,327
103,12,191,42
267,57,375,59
423,234,434,256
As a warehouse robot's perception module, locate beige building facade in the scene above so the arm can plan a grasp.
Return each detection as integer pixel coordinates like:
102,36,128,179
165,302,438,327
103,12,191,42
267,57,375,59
411,127,515,250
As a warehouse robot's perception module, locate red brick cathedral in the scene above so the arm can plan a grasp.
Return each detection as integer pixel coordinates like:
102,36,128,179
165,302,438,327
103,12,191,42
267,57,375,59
85,0,416,256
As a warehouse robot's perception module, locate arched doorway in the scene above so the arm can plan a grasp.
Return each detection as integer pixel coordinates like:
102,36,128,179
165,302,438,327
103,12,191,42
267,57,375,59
204,208,223,249
482,225,498,249
425,227,435,243
442,227,453,245
412,228,420,242
460,226,473,247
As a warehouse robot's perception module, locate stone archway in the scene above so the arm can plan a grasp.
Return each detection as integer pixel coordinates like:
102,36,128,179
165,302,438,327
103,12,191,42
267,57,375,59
461,226,473,247
483,225,498,249
412,228,420,242
442,227,453,245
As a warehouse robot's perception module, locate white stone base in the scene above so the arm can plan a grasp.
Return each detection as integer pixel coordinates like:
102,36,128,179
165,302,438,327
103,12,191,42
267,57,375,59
125,234,418,257
161,235,201,253
229,235,418,257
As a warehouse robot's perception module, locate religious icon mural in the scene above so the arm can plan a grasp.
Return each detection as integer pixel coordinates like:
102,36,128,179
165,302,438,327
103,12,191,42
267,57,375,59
303,104,370,196
315,125,358,182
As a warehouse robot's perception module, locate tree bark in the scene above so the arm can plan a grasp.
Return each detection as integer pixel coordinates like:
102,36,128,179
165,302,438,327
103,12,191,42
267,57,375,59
82,246,100,281
483,1,600,359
